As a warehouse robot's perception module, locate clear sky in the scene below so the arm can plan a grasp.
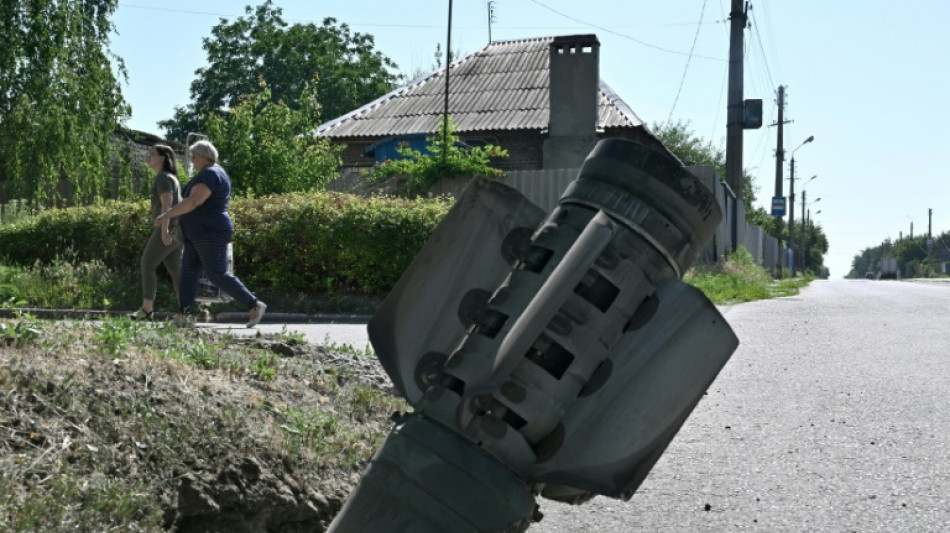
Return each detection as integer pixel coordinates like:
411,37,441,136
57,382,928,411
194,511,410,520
111,1,950,279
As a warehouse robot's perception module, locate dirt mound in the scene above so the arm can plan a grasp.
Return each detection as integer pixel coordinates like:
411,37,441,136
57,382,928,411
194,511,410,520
0,318,403,532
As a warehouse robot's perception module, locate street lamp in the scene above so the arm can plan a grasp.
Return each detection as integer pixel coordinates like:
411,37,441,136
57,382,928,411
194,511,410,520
788,135,814,276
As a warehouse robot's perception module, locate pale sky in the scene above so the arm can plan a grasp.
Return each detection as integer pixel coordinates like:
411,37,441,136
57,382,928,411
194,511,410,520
111,1,950,279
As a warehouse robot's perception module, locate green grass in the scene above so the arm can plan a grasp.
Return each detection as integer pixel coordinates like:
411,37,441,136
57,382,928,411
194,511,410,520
0,256,148,311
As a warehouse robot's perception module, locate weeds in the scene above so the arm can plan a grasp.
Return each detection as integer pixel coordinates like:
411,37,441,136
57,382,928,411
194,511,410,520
0,256,148,311
0,315,41,347
252,352,279,380
685,246,808,304
94,315,143,356
322,334,374,357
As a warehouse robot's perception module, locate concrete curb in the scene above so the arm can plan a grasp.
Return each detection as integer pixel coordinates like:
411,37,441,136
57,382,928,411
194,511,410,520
0,307,372,324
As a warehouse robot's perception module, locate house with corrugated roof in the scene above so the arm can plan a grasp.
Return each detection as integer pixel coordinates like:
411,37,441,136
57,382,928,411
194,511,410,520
316,34,668,176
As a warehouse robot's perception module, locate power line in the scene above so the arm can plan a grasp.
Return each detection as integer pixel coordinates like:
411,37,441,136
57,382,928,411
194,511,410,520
707,0,730,140
756,0,784,82
122,3,448,28
527,0,726,61
667,0,710,123
708,62,729,141
749,4,776,92
122,3,238,18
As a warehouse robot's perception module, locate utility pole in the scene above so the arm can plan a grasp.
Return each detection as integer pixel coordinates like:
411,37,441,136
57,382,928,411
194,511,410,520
442,0,453,166
788,158,795,274
928,207,933,276
798,186,820,274
773,85,786,200
725,0,748,250
487,1,496,43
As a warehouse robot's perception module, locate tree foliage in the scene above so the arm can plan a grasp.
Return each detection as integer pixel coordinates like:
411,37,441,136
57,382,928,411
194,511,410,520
652,120,758,212
849,233,950,279
653,120,829,275
0,0,130,208
202,79,342,197
160,1,401,142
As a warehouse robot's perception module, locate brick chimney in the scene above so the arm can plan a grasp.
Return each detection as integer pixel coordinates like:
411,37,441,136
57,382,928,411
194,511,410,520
543,34,601,169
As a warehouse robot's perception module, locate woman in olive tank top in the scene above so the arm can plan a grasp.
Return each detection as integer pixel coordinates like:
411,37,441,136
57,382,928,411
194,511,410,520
131,144,184,320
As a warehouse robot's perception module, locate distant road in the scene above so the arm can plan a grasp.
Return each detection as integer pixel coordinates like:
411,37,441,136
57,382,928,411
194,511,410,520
531,279,950,532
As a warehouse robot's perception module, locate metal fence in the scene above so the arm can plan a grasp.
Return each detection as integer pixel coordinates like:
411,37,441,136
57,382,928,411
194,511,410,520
328,166,789,274
456,167,787,274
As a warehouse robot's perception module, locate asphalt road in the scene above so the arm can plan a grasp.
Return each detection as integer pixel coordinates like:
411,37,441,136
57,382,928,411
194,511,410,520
205,279,950,532
531,279,950,533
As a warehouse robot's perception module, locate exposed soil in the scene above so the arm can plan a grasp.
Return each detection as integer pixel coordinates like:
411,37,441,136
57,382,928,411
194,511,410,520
0,319,402,532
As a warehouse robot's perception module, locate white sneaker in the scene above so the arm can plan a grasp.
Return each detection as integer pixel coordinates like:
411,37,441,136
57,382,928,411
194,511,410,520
247,301,267,328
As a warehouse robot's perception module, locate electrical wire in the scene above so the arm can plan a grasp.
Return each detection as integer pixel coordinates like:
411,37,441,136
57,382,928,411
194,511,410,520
667,0,709,123
756,0,783,83
527,0,726,61
121,3,447,27
708,61,729,141
749,4,776,93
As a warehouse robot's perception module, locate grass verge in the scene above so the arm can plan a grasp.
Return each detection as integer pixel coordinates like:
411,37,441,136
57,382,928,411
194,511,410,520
685,247,811,305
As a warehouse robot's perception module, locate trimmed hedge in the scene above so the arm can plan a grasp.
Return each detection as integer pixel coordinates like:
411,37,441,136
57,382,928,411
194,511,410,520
0,192,453,297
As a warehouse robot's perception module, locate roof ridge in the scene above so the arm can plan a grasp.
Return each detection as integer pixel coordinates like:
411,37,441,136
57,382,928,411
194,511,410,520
316,33,645,138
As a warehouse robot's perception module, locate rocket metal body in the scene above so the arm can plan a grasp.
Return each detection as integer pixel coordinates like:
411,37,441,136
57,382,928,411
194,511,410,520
327,138,739,532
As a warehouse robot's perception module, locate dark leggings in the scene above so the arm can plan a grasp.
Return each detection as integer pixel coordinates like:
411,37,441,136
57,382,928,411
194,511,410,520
179,230,258,314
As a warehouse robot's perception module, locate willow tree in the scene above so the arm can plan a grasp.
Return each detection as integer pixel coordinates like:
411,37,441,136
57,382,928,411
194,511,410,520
0,0,130,210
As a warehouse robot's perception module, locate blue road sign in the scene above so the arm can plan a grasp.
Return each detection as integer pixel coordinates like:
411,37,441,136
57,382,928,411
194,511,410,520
771,196,786,217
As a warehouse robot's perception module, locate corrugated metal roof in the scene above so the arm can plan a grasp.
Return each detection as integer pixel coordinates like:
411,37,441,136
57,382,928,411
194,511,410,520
317,35,644,138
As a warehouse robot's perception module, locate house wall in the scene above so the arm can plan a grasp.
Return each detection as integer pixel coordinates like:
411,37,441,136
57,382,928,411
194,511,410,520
491,131,545,171
332,130,549,174
338,140,377,170
332,128,661,176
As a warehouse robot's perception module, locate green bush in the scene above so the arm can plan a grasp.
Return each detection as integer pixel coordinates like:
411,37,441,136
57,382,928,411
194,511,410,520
0,201,149,270
0,192,453,300
362,115,508,197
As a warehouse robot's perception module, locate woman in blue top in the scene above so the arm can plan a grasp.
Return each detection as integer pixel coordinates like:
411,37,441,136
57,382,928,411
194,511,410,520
154,140,266,327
